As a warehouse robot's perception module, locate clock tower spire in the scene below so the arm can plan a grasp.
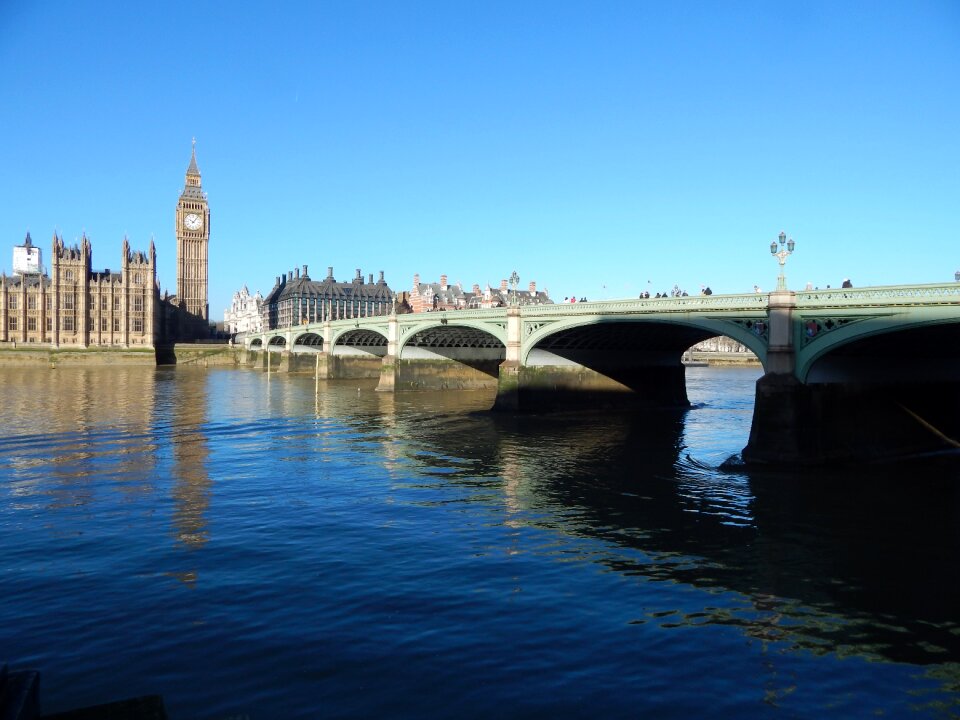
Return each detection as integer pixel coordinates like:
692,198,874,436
175,138,210,322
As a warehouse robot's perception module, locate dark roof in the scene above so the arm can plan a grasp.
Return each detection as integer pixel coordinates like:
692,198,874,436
265,271,392,306
2,273,50,289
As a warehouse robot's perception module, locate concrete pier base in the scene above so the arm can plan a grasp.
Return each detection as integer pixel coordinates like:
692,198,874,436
493,362,689,412
743,374,960,465
378,357,500,392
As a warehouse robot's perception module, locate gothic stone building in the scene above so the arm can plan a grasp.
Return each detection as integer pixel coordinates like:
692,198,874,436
0,232,157,347
161,141,212,341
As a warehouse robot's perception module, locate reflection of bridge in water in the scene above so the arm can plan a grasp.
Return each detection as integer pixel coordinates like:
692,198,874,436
245,284,960,465
302,391,960,673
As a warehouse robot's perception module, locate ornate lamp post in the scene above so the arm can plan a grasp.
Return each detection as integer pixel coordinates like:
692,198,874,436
509,270,520,306
769,231,796,291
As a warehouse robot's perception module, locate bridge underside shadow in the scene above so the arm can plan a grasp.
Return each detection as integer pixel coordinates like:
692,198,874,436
745,323,960,465
497,322,721,411
381,326,506,392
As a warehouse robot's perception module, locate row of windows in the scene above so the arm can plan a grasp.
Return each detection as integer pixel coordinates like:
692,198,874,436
4,294,149,311
58,269,146,284
8,316,145,333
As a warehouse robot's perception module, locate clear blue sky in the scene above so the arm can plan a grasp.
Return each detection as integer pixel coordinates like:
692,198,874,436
1,1,958,315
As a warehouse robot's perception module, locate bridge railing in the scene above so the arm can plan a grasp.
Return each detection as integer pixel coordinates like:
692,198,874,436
520,293,768,315
795,282,960,308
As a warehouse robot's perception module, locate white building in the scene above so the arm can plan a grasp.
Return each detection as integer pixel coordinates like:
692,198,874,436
224,285,263,335
13,232,44,275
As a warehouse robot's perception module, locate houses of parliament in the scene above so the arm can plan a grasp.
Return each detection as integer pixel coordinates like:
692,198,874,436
0,143,212,348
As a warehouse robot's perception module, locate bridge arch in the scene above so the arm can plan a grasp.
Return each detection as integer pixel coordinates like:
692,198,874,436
249,338,263,347
331,328,388,357
293,332,323,350
392,322,507,387
799,315,960,384
523,316,767,367
267,335,286,348
398,319,508,354
507,316,767,411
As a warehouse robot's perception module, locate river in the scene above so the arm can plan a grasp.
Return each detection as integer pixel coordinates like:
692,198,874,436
2,365,959,719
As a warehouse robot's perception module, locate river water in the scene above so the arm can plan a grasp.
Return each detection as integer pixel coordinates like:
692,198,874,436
2,365,959,719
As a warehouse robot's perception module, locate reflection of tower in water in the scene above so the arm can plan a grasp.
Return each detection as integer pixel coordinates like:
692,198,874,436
170,374,212,584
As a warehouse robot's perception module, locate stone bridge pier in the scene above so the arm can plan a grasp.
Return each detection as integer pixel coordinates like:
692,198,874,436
743,290,960,466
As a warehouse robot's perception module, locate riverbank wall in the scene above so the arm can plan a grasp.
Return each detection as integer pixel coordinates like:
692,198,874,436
0,343,241,367
686,351,760,367
0,346,158,367
0,344,759,370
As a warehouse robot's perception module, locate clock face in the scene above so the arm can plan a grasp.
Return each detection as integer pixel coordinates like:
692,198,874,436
184,213,203,231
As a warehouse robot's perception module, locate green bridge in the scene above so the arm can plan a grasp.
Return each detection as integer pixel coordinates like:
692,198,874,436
244,283,960,466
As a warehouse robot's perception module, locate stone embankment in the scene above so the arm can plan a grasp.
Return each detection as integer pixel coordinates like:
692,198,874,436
0,342,241,367
685,351,760,367
0,343,759,369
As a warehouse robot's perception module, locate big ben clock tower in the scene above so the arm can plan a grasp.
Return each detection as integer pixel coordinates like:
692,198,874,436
176,139,210,321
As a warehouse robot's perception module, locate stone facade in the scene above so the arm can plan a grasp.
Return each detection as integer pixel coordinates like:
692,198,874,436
224,285,264,334
175,140,210,323
0,232,157,348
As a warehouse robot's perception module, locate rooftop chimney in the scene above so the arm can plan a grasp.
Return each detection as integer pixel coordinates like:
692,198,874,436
472,283,481,294
276,275,281,286
287,271,293,282
529,281,536,294
295,267,300,279
355,268,362,282
500,279,508,291
368,273,373,284
379,271,385,284
440,274,448,290
303,264,308,278
413,273,420,288
327,266,334,280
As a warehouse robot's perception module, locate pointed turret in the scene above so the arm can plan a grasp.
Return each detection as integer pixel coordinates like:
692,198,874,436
186,137,200,177
183,138,203,192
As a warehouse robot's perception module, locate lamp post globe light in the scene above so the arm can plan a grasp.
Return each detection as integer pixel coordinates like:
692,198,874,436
509,270,520,306
770,230,796,291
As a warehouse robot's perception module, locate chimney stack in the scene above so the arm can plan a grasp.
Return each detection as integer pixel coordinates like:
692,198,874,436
303,264,308,277
327,266,334,280
288,271,293,282
379,271,385,284
295,267,300,279
529,281,536,294
472,283,481,294
355,268,362,281
413,273,420,288
440,274,448,290
369,273,373,284
500,279,508,291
